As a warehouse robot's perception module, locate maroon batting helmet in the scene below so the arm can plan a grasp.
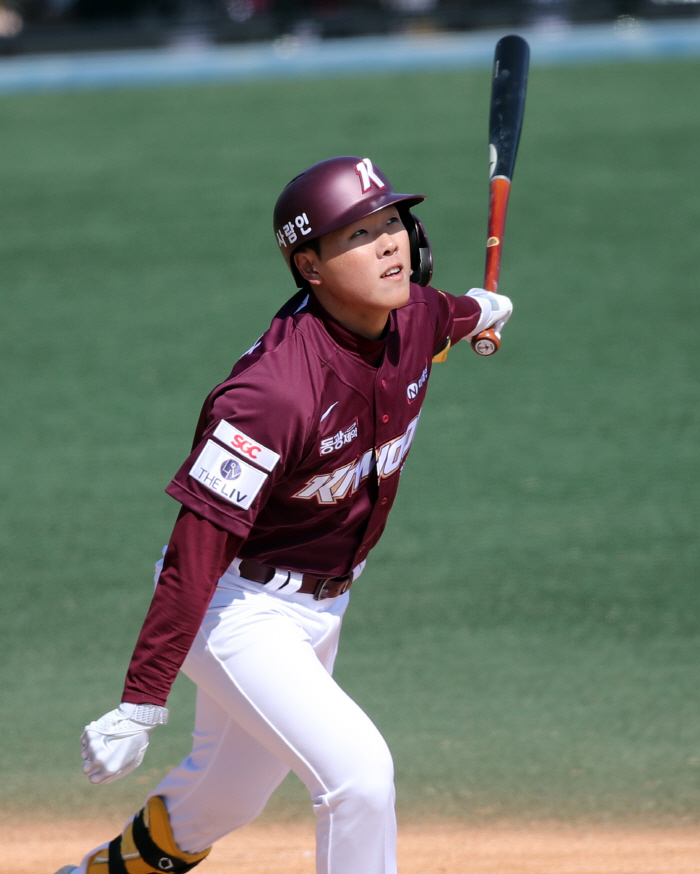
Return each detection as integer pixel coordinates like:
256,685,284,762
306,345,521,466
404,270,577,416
273,156,433,288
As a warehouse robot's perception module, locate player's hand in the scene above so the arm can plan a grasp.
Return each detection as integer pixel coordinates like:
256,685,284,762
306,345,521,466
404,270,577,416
80,702,169,785
465,288,513,339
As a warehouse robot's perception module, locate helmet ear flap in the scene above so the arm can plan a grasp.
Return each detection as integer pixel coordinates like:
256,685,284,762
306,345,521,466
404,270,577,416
403,211,433,287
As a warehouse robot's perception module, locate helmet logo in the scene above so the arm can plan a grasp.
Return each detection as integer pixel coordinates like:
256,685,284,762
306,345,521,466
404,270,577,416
354,158,386,194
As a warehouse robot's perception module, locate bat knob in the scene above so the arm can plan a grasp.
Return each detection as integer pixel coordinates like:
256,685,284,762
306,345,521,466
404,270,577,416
471,328,500,357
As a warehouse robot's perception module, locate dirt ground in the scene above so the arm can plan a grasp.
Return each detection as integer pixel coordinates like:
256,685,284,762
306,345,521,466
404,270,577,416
6,820,700,874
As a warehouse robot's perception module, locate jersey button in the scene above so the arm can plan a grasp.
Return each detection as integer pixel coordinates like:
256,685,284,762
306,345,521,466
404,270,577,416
381,379,386,388
380,497,389,506
382,414,390,423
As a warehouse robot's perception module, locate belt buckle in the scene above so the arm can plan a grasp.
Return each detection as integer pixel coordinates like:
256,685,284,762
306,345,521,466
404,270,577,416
314,574,352,601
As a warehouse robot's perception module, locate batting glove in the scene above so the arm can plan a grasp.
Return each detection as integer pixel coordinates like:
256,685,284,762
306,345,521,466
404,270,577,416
464,288,513,339
81,702,168,785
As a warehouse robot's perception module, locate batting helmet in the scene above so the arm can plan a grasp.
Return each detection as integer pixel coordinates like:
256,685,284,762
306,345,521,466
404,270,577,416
273,156,433,288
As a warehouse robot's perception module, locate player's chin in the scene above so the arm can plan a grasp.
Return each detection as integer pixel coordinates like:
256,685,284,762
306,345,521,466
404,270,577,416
384,280,411,308
379,271,409,293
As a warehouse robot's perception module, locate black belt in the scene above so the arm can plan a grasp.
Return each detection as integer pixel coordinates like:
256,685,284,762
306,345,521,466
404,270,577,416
237,559,353,601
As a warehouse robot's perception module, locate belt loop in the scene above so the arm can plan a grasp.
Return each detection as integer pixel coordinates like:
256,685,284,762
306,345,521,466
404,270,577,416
352,560,366,582
269,568,303,594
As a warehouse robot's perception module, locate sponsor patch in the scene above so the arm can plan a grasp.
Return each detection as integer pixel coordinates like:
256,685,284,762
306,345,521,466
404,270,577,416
213,420,280,472
406,362,429,403
320,419,359,456
190,440,268,510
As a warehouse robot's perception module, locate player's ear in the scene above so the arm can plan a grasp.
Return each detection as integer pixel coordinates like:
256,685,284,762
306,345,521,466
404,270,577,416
293,248,322,286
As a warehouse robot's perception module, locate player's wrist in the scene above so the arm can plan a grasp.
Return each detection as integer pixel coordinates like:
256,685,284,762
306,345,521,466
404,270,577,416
118,701,169,726
464,288,513,337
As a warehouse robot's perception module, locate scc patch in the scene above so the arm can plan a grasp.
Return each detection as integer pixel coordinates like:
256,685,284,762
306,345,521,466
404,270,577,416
213,420,280,471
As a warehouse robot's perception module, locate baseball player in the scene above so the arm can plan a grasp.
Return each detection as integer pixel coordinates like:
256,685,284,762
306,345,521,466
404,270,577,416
54,156,512,874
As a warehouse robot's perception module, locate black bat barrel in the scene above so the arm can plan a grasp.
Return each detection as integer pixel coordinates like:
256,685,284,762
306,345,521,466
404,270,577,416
489,35,530,181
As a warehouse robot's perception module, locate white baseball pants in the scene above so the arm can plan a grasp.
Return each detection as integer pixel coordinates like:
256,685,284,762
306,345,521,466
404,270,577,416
150,569,398,874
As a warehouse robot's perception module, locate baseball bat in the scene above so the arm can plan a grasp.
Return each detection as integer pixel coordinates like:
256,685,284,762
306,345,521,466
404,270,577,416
471,34,530,357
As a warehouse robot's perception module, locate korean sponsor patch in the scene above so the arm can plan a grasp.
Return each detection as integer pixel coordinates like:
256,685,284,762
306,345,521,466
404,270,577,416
406,361,429,403
213,420,280,472
190,440,268,510
320,419,359,456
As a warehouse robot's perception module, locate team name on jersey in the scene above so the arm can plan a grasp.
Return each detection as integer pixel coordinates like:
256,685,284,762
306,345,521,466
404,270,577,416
295,414,420,505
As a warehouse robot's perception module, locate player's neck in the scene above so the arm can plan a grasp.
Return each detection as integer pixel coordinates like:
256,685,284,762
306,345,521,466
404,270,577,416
311,294,387,366
311,293,390,340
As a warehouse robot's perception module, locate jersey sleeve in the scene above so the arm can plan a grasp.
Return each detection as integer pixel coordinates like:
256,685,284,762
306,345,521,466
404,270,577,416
165,341,316,538
122,509,243,706
419,285,482,356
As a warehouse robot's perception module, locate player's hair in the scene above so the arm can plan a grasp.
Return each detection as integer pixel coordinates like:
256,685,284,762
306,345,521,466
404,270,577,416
295,237,322,259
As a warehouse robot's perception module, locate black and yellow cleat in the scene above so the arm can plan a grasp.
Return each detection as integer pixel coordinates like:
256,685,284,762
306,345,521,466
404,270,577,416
84,796,211,874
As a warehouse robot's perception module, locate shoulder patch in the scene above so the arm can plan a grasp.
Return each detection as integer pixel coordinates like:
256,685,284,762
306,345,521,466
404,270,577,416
213,420,280,472
190,440,268,510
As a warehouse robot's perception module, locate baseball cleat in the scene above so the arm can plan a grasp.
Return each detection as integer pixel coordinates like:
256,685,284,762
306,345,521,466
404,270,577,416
53,866,78,874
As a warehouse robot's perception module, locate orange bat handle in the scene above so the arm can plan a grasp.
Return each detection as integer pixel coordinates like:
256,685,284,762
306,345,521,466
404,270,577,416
471,175,511,356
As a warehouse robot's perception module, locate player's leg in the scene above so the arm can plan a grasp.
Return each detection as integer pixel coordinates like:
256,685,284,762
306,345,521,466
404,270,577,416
166,583,397,874
62,582,396,874
154,682,292,848
63,684,288,874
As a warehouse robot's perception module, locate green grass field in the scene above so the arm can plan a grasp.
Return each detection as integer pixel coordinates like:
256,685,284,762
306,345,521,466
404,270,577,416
1,58,699,824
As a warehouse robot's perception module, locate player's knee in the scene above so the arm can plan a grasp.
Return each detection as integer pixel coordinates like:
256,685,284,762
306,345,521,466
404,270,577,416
355,747,395,813
334,735,395,817
84,796,211,874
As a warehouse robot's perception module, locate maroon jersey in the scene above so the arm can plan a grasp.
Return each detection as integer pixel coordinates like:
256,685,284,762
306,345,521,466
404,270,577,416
123,284,480,705
166,284,480,577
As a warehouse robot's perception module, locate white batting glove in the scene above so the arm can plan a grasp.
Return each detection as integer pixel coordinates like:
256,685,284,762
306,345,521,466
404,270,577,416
81,702,168,785
464,288,513,339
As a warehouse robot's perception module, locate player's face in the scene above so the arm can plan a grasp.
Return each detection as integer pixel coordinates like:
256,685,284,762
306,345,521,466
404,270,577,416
295,206,412,340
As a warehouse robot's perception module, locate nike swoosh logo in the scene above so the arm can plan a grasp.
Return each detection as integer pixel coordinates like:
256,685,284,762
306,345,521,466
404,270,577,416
320,402,338,422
